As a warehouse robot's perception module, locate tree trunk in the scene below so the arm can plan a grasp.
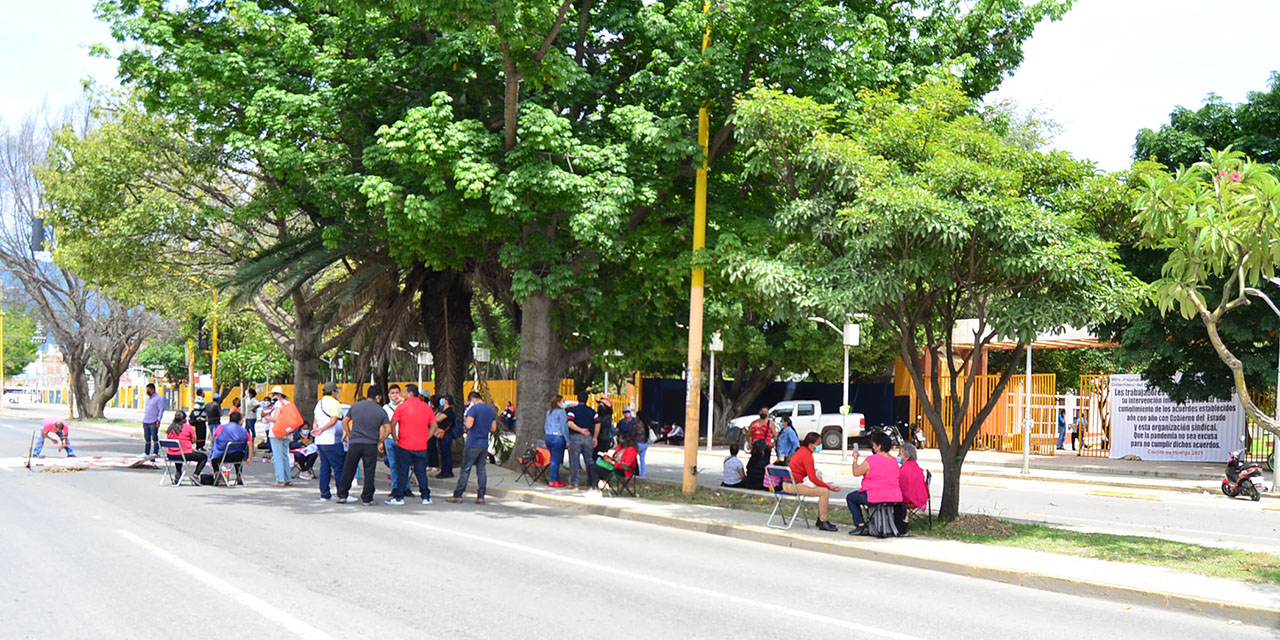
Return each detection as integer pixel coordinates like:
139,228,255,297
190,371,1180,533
421,270,474,401
68,355,96,419
509,291,568,469
292,296,320,421
710,362,775,440
939,445,963,520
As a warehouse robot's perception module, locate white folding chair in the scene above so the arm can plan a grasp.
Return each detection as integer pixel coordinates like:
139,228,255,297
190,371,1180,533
764,465,810,530
159,439,199,486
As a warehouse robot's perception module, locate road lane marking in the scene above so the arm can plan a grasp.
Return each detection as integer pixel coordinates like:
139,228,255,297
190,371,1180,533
1263,506,1280,512
1087,490,1161,502
401,519,926,640
961,479,1007,488
116,529,336,640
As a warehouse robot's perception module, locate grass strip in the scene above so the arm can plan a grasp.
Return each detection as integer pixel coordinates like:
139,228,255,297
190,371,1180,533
629,480,1280,585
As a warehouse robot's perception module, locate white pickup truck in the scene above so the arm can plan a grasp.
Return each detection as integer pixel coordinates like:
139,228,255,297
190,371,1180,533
729,400,866,451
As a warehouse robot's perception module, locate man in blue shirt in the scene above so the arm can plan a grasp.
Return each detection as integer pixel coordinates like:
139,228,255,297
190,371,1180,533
565,392,599,488
447,392,497,504
207,411,251,485
142,383,167,457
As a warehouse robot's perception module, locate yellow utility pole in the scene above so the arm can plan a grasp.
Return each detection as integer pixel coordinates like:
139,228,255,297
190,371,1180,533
682,0,713,495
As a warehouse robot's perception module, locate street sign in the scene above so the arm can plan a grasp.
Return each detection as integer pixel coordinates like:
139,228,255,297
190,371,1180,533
843,323,860,347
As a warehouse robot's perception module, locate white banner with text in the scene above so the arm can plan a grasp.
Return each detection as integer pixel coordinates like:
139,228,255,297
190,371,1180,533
1108,374,1245,462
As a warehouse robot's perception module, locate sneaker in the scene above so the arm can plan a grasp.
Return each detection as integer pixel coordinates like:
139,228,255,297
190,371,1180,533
319,496,334,502
849,525,868,537
361,500,375,506
336,496,351,503
585,489,603,500
422,497,432,505
816,520,838,532
445,496,462,503
384,497,405,506
548,481,564,488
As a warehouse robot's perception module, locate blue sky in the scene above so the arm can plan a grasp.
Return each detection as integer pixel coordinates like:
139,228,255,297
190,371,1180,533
3,1,1278,171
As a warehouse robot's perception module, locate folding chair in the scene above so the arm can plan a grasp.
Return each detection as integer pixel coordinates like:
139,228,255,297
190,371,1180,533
516,447,551,486
765,465,809,530
603,457,638,497
905,469,933,530
159,439,199,486
212,443,248,488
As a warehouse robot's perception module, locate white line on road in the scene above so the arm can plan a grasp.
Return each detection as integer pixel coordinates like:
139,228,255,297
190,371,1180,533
116,529,337,640
402,519,927,640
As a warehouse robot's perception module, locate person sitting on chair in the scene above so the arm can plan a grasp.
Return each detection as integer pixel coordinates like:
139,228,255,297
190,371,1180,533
164,411,206,482
656,424,684,445
290,424,319,480
741,439,770,490
846,431,902,536
786,432,841,532
588,430,639,497
207,411,251,484
34,417,76,458
897,443,928,533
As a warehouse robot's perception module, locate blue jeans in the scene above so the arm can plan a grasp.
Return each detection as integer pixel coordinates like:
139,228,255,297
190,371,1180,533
384,436,400,489
438,435,456,474
269,436,291,483
545,435,567,483
453,445,487,499
34,435,75,457
847,490,871,526
636,442,649,477
1056,422,1066,448
142,422,159,455
317,443,346,499
568,433,594,487
245,419,257,441
394,446,430,500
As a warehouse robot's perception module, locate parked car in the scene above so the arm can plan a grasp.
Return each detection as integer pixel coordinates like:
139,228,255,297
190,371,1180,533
729,400,866,451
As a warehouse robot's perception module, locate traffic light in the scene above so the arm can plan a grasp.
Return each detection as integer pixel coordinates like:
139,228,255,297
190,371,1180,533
196,318,210,351
30,218,45,252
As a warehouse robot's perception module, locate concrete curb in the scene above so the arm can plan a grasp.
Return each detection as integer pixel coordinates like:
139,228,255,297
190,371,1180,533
482,483,1280,627
951,468,1279,500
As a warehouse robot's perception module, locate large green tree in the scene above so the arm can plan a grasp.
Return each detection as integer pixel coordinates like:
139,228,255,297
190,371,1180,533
732,80,1139,519
2,307,40,380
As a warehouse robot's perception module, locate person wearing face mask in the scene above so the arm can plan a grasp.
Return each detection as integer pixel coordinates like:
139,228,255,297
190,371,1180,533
846,431,903,536
543,394,571,487
785,432,841,532
775,416,799,464
748,409,774,450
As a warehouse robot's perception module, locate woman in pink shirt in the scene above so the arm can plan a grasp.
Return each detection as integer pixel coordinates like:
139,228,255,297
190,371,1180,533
164,411,207,482
845,431,902,536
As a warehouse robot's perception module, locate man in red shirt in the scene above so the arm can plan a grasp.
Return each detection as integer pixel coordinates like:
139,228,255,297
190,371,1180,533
387,391,437,505
786,432,841,531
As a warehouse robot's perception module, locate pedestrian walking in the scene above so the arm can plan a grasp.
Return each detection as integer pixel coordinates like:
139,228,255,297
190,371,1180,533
1056,408,1067,451
435,394,459,479
388,386,436,505
142,382,167,457
565,392,599,488
33,417,75,458
337,385,390,505
447,391,497,504
313,382,346,501
544,394,570,487
243,388,260,443
267,386,304,486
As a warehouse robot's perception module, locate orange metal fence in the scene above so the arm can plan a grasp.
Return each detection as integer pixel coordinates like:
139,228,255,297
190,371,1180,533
908,373,1057,454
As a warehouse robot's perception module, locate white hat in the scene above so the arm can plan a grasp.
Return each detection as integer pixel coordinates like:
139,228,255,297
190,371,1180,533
270,385,285,396
623,406,635,413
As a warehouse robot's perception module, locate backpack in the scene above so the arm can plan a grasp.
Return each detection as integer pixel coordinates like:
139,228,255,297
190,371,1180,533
866,503,901,539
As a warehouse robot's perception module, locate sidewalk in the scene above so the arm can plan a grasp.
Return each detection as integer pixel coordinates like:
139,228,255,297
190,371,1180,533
472,465,1280,627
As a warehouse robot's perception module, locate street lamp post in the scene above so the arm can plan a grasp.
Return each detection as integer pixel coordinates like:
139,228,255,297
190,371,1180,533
809,316,859,461
1022,343,1032,475
707,332,723,452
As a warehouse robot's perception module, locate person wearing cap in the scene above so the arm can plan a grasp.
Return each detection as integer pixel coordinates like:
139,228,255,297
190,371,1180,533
313,381,346,500
266,386,294,486
616,406,640,441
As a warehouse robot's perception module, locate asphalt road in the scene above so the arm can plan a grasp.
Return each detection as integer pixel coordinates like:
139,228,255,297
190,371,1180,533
0,416,1274,639
637,445,1280,552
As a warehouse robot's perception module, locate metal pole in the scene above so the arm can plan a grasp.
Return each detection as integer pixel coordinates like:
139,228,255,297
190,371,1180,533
604,369,610,399
707,349,715,453
682,0,712,495
842,344,850,461
417,362,423,390
1273,339,1279,490
1022,343,1032,475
